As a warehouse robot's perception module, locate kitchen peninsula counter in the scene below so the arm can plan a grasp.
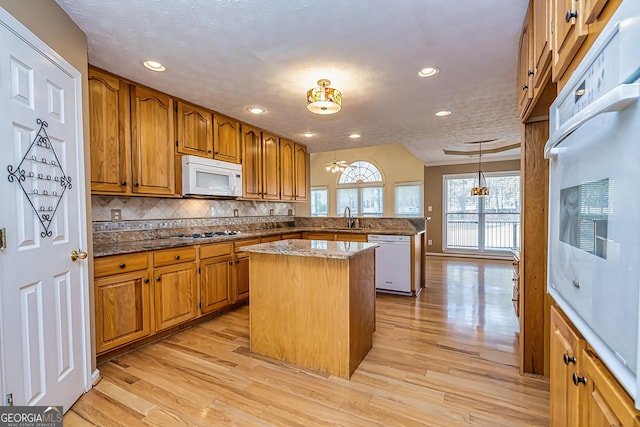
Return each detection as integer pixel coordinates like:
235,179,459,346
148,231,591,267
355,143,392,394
241,239,377,378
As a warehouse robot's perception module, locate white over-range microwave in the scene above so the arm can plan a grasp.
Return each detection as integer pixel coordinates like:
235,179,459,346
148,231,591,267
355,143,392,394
545,1,640,407
182,155,242,197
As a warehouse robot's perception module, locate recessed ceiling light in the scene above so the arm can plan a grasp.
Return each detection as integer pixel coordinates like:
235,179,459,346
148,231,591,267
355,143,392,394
142,60,166,72
349,134,361,139
247,107,265,114
302,132,315,138
435,110,451,117
418,66,439,77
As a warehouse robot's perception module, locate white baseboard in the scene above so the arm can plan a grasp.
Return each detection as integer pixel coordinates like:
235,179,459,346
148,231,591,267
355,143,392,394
426,251,512,261
91,369,101,386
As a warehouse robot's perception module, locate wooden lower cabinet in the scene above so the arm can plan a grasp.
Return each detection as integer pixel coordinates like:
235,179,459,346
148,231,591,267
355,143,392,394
580,350,640,426
233,253,250,303
153,262,198,331
200,254,233,314
550,305,640,426
94,270,151,354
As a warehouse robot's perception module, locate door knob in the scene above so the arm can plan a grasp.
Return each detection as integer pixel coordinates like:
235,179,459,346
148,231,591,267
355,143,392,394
70,250,88,261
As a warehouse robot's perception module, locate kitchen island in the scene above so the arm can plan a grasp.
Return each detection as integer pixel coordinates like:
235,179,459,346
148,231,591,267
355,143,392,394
241,239,378,379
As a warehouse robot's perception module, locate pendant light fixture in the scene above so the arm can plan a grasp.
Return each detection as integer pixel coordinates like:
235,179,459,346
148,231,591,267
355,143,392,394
307,79,342,114
471,142,489,197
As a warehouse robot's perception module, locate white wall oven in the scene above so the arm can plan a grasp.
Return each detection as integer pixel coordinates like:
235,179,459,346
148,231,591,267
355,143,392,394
545,1,640,407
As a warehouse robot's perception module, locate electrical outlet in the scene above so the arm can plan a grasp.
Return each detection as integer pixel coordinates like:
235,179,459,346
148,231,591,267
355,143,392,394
287,208,293,216
427,205,433,212
111,209,122,221
428,239,433,245
233,209,239,217
269,209,274,216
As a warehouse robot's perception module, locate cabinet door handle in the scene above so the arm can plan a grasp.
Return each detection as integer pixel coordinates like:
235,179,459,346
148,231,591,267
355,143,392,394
572,373,586,386
565,9,578,23
119,263,126,269
134,182,139,187
175,255,180,260
528,70,534,76
215,151,219,155
228,261,233,265
144,278,149,283
563,353,576,365
522,84,529,91
235,259,240,264
156,277,161,282
120,181,127,186
208,150,212,153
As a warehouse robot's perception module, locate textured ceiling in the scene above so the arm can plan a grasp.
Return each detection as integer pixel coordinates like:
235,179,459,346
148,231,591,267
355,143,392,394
55,0,528,166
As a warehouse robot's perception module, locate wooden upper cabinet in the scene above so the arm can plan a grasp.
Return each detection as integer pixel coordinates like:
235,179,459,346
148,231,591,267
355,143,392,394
242,124,263,199
176,101,213,157
583,0,609,24
518,2,534,118
130,85,176,196
213,114,241,164
279,138,295,201
262,132,280,200
552,0,588,82
532,0,552,91
294,143,308,201
88,68,130,193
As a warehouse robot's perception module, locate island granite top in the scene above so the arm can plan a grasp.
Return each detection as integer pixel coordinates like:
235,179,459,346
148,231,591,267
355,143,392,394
239,239,378,259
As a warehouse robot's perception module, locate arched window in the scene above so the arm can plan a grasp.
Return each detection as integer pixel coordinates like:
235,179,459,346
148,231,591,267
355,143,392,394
337,161,384,216
338,161,382,184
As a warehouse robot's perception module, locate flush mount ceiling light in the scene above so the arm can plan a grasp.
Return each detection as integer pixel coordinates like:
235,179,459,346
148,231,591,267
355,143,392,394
349,133,361,139
307,79,342,115
247,107,265,114
418,66,439,77
142,60,166,72
435,110,452,117
302,132,315,138
471,141,489,197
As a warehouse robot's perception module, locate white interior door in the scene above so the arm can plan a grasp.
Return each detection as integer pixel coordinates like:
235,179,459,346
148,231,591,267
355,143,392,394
0,8,90,411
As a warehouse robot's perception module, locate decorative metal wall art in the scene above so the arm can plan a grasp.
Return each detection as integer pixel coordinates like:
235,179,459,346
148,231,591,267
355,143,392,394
7,119,72,238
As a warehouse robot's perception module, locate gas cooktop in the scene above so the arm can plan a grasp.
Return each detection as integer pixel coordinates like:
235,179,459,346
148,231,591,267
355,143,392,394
175,231,241,239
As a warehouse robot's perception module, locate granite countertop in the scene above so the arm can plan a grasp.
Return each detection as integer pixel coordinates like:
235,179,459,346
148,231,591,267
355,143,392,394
240,239,378,259
93,227,423,258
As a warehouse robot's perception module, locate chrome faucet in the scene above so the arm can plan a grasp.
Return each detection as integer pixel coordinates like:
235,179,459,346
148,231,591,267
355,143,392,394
344,206,355,228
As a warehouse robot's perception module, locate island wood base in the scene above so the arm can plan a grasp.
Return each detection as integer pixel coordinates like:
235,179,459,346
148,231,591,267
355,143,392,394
249,250,375,379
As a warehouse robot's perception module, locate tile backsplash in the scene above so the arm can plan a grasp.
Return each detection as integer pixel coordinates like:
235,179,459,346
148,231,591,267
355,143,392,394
92,195,296,222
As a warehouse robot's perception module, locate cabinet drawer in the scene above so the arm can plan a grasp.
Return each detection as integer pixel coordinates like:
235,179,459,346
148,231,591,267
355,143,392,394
304,232,335,241
233,238,261,253
336,233,368,242
94,253,149,278
281,232,303,239
260,235,281,243
153,247,197,267
200,242,232,259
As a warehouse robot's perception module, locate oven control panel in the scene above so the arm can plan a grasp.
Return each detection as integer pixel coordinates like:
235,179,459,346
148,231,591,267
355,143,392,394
557,34,619,125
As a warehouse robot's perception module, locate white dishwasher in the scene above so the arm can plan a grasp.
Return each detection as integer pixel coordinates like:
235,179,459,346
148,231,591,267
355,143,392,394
368,234,411,295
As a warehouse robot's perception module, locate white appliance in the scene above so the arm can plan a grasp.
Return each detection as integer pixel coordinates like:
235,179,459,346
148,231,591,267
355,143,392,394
368,234,411,295
182,155,242,197
545,1,640,406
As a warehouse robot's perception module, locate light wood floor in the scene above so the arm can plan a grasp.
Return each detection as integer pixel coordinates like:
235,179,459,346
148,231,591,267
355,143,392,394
65,257,549,426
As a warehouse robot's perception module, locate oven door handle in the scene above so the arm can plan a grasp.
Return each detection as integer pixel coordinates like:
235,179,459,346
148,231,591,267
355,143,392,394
544,83,640,159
